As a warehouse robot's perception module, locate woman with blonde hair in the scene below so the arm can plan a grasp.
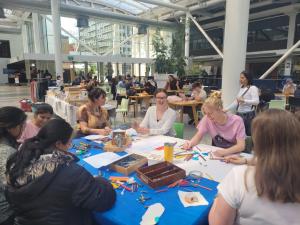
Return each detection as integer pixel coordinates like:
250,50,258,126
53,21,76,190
209,109,300,225
183,92,246,157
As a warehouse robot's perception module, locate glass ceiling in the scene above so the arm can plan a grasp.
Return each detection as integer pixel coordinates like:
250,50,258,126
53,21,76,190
93,0,162,15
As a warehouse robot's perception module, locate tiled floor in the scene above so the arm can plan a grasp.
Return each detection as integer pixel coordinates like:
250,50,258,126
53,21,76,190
0,84,211,143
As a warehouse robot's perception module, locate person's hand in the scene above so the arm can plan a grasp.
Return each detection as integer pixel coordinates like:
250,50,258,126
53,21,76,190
237,97,245,104
223,155,247,165
183,140,193,150
212,149,225,158
104,126,112,134
137,127,149,135
97,128,110,136
132,121,139,130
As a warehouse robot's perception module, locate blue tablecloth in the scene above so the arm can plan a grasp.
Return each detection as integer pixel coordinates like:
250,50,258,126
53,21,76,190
70,139,219,225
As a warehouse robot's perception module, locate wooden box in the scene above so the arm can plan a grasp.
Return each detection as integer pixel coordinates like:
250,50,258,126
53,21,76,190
136,161,186,189
110,154,148,176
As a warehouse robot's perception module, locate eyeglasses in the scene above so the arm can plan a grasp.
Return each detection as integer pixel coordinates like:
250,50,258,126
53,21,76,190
156,96,167,100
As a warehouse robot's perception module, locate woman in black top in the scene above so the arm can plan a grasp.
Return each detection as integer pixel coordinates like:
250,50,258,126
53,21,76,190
6,119,116,225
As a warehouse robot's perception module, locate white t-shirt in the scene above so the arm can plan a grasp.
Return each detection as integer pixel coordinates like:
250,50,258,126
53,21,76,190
218,166,300,225
226,86,259,113
140,106,176,136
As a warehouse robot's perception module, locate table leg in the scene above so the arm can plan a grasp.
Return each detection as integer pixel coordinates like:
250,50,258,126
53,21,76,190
180,106,184,122
134,101,137,117
192,105,199,126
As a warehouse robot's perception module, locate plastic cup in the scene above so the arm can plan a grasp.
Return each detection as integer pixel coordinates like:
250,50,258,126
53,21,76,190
164,143,174,163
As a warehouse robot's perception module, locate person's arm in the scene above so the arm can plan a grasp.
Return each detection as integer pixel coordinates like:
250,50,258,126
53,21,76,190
225,99,238,112
209,194,237,225
183,116,208,149
148,110,176,135
243,86,259,106
213,139,245,157
209,166,246,225
139,107,151,129
71,165,116,211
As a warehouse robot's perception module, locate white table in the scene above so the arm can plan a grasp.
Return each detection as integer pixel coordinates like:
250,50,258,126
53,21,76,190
126,135,251,182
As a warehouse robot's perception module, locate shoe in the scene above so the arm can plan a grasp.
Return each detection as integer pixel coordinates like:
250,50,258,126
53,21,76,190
188,119,194,125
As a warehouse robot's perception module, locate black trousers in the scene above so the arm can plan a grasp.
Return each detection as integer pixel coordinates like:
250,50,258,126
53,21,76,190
237,111,256,136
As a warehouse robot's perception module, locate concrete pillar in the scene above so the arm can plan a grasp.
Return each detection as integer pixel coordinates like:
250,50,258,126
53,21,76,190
284,12,297,76
222,0,250,107
22,24,29,53
84,62,88,75
131,63,134,75
32,13,41,54
25,60,31,80
184,13,190,67
50,0,63,77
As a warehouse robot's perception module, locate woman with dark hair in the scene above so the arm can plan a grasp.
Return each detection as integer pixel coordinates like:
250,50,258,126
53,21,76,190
209,109,300,225
164,75,179,91
18,103,53,143
77,86,111,136
225,71,259,135
5,119,116,225
0,107,27,225
133,89,176,136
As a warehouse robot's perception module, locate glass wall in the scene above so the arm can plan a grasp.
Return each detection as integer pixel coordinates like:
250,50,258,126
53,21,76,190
189,15,290,57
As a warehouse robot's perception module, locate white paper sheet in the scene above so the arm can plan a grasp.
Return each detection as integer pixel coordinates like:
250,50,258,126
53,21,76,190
84,134,106,140
83,152,123,168
140,203,165,225
178,191,208,207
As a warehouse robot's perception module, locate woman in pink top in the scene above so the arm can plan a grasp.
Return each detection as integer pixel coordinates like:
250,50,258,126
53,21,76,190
183,92,246,157
18,103,53,143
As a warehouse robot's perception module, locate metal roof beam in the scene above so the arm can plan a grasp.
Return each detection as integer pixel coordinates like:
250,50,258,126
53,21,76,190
0,0,176,28
134,0,188,12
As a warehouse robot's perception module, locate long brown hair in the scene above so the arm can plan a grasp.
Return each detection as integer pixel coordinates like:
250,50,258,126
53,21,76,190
251,109,300,203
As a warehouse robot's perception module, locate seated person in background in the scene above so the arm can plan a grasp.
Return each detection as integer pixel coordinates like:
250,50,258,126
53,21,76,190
282,78,297,95
77,86,111,137
6,119,116,225
164,75,179,91
133,89,176,136
189,82,207,101
144,79,157,95
294,85,300,98
209,109,300,225
117,76,126,88
183,92,246,157
182,82,207,125
18,103,53,143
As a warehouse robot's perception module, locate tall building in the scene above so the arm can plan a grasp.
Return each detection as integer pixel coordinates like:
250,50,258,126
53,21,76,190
78,19,132,57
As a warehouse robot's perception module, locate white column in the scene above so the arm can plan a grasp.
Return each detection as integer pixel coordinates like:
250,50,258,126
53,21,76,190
32,13,41,54
51,0,63,76
284,12,297,76
184,13,190,67
222,0,250,107
146,28,150,59
21,24,29,53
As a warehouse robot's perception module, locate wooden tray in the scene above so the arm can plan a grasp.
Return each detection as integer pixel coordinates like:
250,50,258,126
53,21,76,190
103,136,132,152
110,154,148,175
136,161,186,189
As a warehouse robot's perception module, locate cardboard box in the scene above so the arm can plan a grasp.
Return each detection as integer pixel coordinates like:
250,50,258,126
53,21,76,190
110,154,148,176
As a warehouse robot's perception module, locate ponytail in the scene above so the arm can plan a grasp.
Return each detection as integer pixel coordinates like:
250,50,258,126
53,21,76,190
202,91,223,112
6,119,73,187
